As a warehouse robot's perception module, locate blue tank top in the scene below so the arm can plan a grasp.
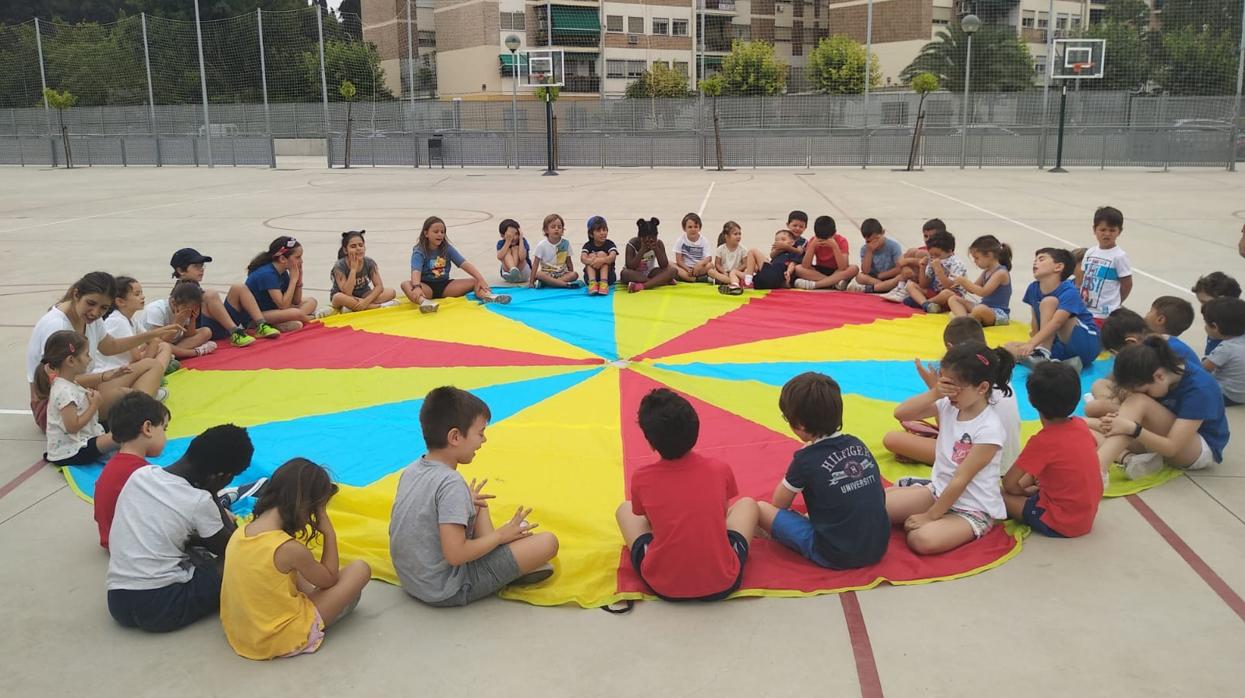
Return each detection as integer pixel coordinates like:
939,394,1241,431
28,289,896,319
979,266,1011,313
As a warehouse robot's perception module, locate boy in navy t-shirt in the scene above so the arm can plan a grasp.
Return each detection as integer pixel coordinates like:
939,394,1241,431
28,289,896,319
758,372,889,569
1006,247,1100,371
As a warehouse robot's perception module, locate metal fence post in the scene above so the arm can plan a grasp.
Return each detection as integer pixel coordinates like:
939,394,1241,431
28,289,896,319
1230,0,1245,171
316,6,331,147
34,18,51,137
258,9,272,136
1037,0,1056,169
140,13,161,167
192,0,214,167
406,0,416,135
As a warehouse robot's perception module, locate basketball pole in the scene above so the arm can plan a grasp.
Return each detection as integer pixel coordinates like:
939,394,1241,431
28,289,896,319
1051,83,1069,174
543,86,557,176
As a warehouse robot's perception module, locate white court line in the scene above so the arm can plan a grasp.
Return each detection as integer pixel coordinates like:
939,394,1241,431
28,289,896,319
0,182,311,235
900,180,1194,297
698,181,716,217
0,409,32,415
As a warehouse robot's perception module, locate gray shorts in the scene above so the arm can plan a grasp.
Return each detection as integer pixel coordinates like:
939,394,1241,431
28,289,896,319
426,545,521,607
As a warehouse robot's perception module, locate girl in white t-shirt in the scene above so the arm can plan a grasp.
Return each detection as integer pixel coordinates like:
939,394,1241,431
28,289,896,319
885,343,1014,555
39,330,117,466
708,221,767,294
97,277,179,376
25,273,179,432
673,212,714,283
136,280,218,360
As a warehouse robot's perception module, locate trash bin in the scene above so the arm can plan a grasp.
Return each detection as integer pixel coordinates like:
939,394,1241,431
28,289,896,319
428,134,444,168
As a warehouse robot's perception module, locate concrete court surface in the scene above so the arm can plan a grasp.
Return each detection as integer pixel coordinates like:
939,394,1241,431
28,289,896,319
1,162,1243,697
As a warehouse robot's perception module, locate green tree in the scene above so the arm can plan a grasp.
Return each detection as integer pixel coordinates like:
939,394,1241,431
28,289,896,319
719,40,787,96
700,74,726,171
1158,26,1238,95
806,35,880,95
900,24,1034,93
1102,0,1151,25
42,20,146,105
44,87,77,167
624,63,691,98
305,39,393,100
1160,0,1241,35
1080,20,1151,91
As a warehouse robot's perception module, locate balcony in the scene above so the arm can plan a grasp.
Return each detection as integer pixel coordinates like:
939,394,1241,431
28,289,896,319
702,15,734,52
1021,27,1047,43
532,5,601,49
701,0,737,11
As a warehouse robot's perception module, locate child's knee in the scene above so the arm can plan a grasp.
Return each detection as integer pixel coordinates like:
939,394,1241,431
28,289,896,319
906,528,943,556
534,531,559,559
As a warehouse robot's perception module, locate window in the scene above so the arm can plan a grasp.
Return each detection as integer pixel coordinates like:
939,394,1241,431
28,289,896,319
1037,12,1049,29
672,19,688,36
652,18,669,35
607,59,625,79
606,15,623,33
731,24,751,40
628,16,644,34
1070,15,1082,30
673,60,689,77
1021,10,1035,28
499,11,525,31
626,60,646,78
418,30,435,48
1056,13,1068,30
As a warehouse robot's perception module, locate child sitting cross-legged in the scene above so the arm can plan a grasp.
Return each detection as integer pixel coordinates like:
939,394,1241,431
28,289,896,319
622,218,678,293
793,215,859,291
851,218,905,295
673,212,714,283
890,230,967,314
708,220,767,294
882,317,1021,472
757,373,889,569
1085,308,1202,421
616,388,759,601
94,392,170,550
1005,247,1100,373
1145,296,1194,338
99,277,181,374
221,458,371,660
330,230,398,312
135,280,217,361
1002,362,1103,538
389,387,558,607
948,235,1013,327
884,344,1014,555
106,424,254,632
531,213,580,288
1201,297,1245,406
752,230,805,290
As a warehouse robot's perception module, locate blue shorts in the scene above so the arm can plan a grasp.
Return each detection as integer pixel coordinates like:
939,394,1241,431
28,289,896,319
989,307,1010,326
196,300,248,339
107,562,222,633
1052,324,1100,366
1021,494,1067,538
769,509,835,568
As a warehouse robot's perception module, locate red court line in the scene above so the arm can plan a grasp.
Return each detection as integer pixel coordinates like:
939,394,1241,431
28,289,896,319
0,459,48,502
840,591,884,698
1127,494,1245,623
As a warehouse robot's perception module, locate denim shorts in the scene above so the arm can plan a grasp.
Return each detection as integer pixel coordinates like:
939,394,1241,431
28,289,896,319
1021,494,1067,538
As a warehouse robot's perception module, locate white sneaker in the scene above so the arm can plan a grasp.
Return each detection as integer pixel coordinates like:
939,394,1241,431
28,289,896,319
276,320,303,332
835,278,850,291
193,341,217,357
793,279,816,290
845,280,863,293
881,290,905,303
1121,452,1165,480
313,306,334,319
380,299,400,307
155,387,169,402
419,300,438,314
338,305,354,314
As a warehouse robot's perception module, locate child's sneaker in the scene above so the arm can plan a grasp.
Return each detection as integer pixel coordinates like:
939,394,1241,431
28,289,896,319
509,563,554,586
718,284,743,296
501,267,523,284
793,279,816,290
922,301,942,314
627,282,644,293
1056,356,1084,374
312,307,334,319
477,292,511,305
565,280,582,289
193,341,217,357
164,358,181,374
1121,451,1164,480
275,320,303,333
695,275,710,284
743,274,754,289
230,329,257,347
254,322,281,339
155,387,169,402
217,477,268,509
1020,346,1052,369
835,279,851,291
845,280,864,293
380,299,400,308
419,299,439,314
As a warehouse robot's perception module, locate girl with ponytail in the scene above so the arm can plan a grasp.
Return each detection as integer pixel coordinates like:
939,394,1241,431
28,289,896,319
1095,335,1229,480
885,343,1014,555
40,330,117,466
244,236,319,331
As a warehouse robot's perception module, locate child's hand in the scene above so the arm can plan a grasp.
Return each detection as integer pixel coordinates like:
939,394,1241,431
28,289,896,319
314,505,334,533
952,276,968,288
85,388,102,410
935,376,960,398
468,478,495,510
1100,413,1136,438
496,506,536,544
914,358,940,386
289,263,302,285
904,511,939,531
154,324,181,342
349,254,364,274
475,280,493,296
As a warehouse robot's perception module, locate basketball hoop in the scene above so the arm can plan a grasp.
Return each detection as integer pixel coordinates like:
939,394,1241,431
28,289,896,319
1072,63,1088,77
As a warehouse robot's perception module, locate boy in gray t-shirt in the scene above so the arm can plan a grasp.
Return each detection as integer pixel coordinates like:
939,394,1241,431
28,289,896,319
388,387,559,606
1201,297,1245,406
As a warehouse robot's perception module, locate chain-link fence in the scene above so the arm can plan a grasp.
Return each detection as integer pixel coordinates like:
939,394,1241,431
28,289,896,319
1,2,1242,168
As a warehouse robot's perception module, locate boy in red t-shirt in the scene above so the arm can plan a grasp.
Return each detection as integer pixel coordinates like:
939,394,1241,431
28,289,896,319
616,389,759,601
1002,362,1103,537
94,392,171,549
794,215,859,291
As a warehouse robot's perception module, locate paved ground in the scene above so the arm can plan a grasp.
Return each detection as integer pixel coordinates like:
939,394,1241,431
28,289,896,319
1,161,1243,696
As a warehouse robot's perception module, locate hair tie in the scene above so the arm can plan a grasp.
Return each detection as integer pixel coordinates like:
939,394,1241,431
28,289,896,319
68,342,75,355
976,353,989,365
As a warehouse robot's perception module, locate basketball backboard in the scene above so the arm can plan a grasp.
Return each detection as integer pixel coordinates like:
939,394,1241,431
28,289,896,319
1051,38,1105,80
521,49,565,88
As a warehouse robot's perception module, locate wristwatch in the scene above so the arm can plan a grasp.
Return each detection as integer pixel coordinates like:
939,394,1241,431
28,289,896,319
1132,422,1144,439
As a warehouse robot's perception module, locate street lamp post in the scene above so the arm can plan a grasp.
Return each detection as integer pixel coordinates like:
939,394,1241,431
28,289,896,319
959,14,980,170
505,34,521,169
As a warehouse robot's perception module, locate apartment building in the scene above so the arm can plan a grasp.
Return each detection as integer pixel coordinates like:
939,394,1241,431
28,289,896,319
361,0,1124,100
